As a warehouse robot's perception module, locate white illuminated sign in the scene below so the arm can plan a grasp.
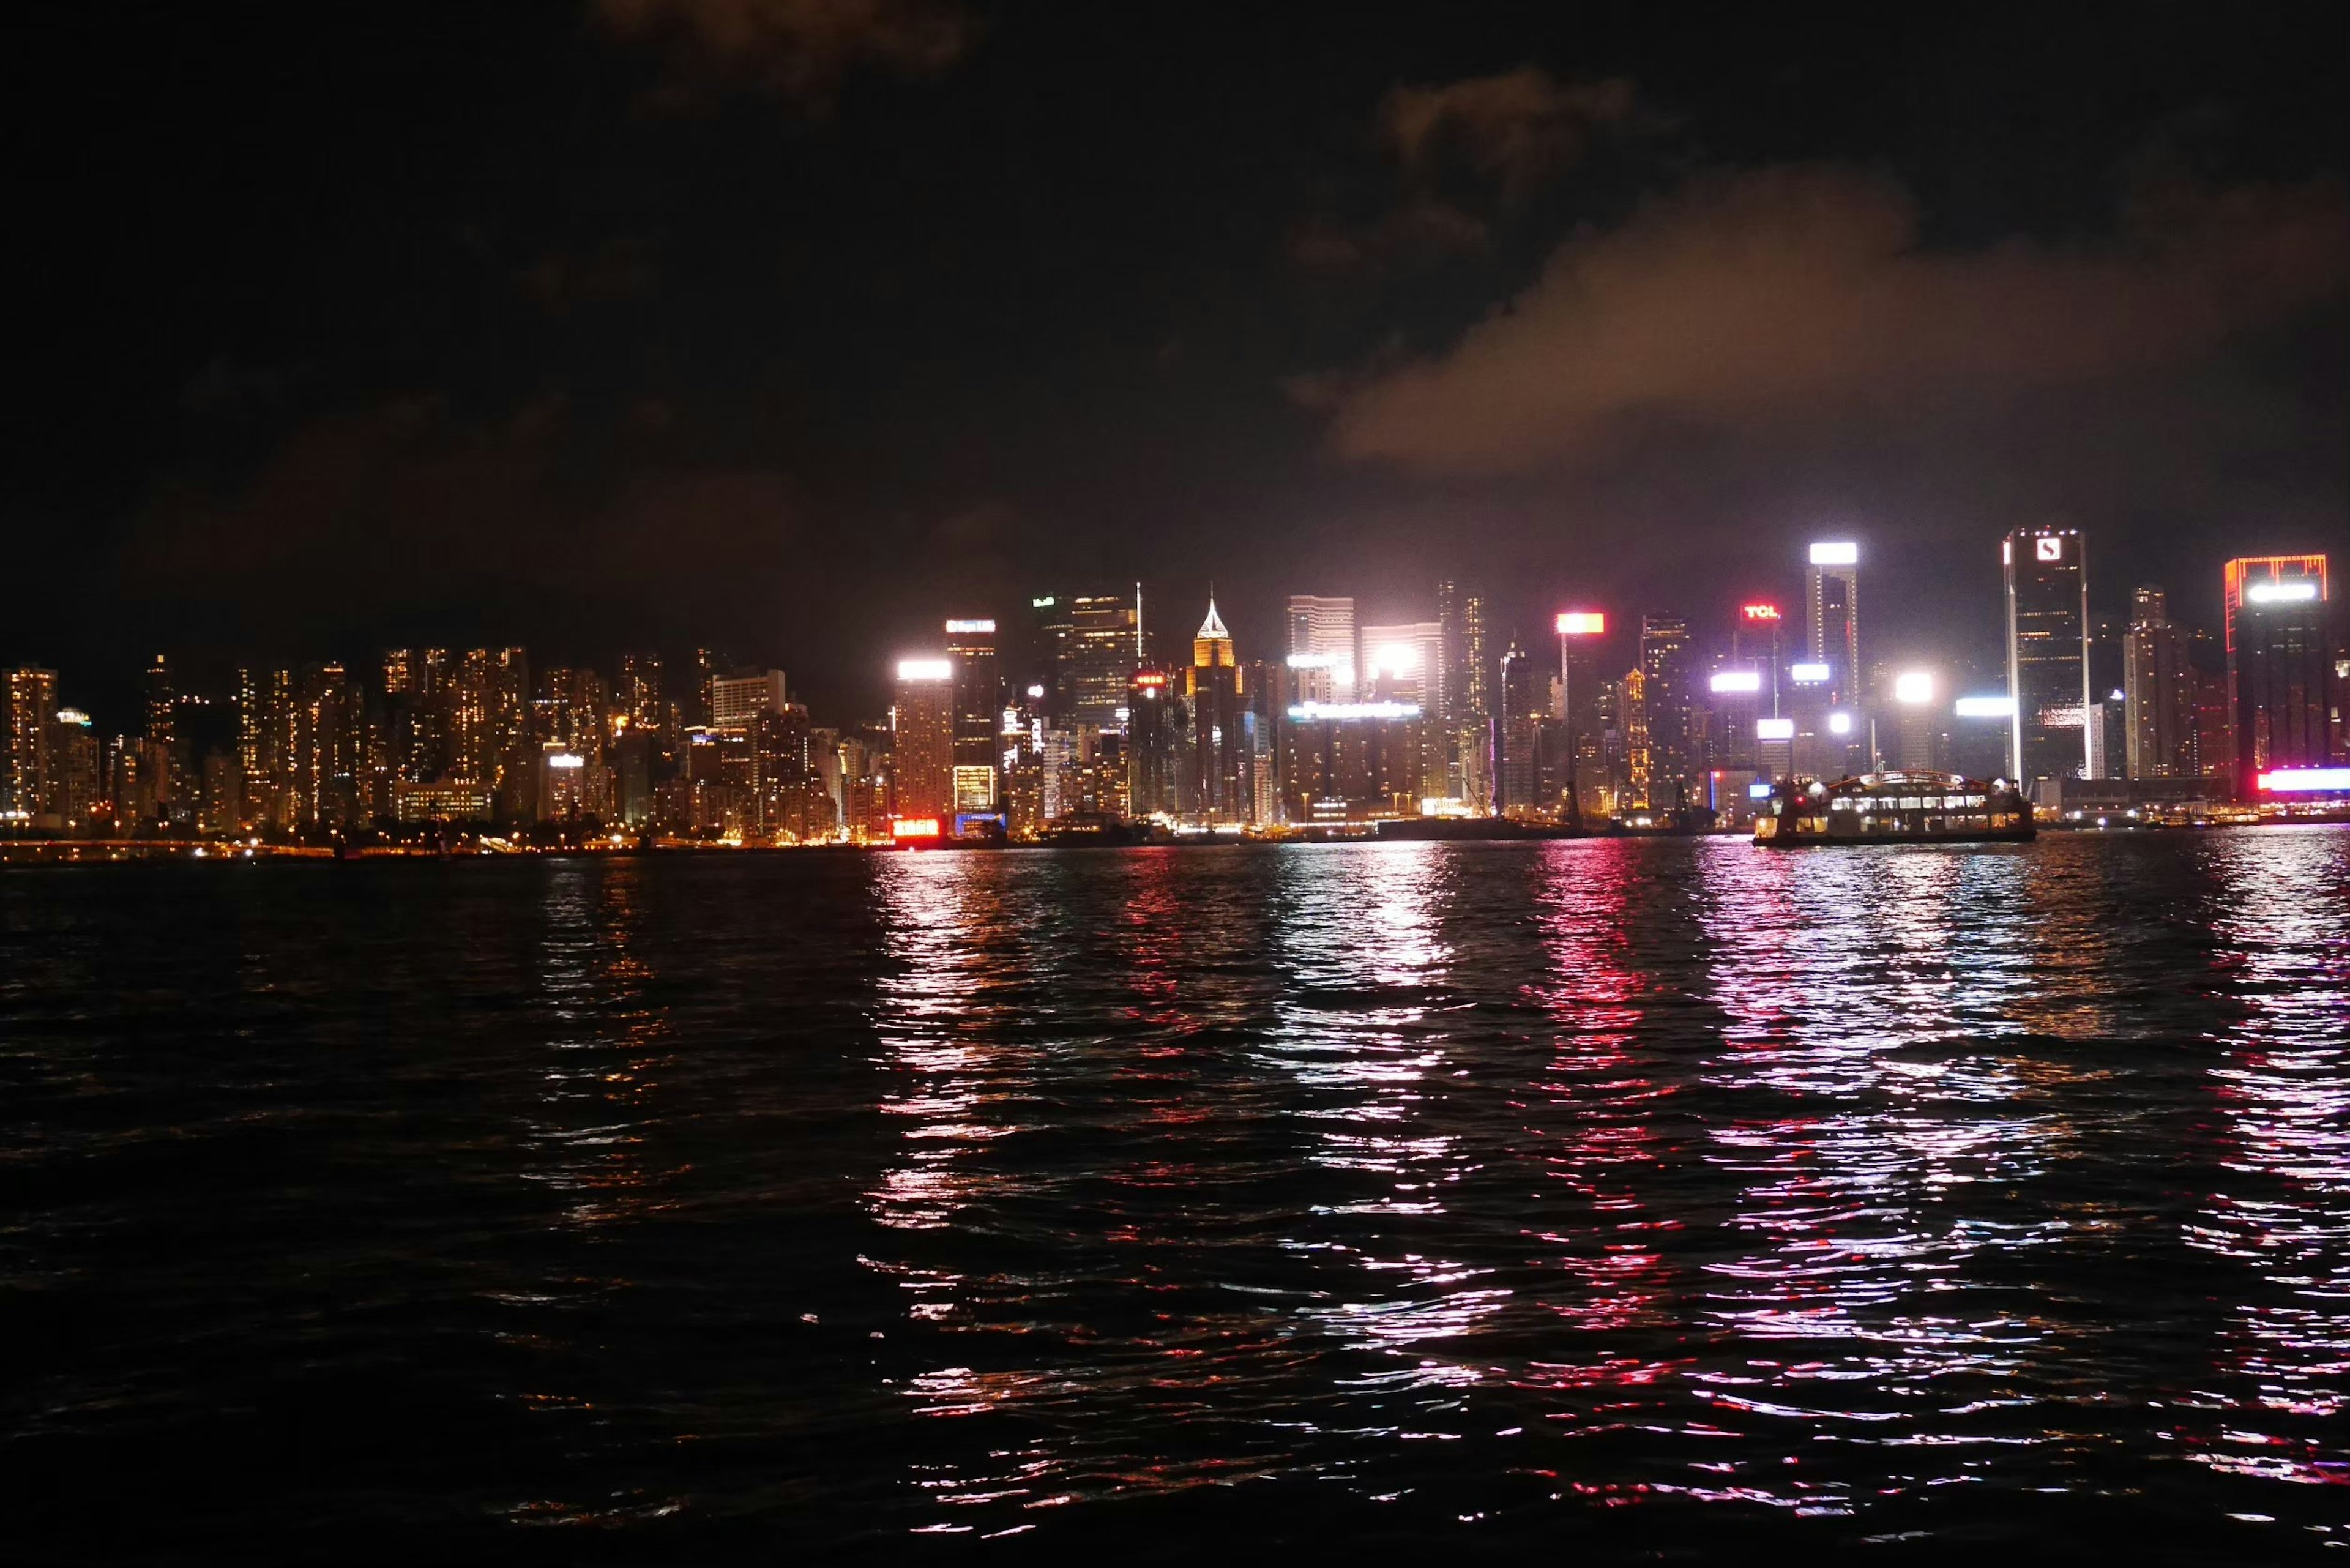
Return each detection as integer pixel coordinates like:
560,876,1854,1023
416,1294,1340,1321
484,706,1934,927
2259,766,2350,791
1955,695,2015,719
546,753,585,770
896,658,952,682
1893,671,1935,704
1755,717,1796,741
1709,670,1762,695
2245,580,2319,604
944,618,996,634
1827,711,1854,736
1789,662,1831,684
1286,701,1422,722
1809,541,1859,566
2035,537,2064,562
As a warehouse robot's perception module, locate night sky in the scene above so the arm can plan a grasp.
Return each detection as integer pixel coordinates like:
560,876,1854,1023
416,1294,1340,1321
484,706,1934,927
6,2,2343,723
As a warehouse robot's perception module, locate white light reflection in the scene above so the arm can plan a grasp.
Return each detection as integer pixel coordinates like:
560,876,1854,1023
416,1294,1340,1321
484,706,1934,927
2179,829,2350,1488
1264,844,1504,1394
1690,842,2067,1514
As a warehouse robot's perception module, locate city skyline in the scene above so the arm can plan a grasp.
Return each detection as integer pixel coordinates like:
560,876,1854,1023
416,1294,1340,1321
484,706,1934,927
8,532,2341,843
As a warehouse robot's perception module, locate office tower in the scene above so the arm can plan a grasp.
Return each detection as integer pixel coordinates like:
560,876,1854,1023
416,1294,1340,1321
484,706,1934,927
688,648,726,729
1187,595,1250,823
709,669,788,734
2225,554,2333,795
381,648,416,698
1035,592,1140,730
944,618,1002,812
1734,602,1788,715
1639,615,1692,808
2003,527,2092,782
1286,595,1357,703
2123,586,2196,779
2,666,59,821
1805,542,1860,703
1125,668,1183,818
1553,613,1608,819
890,657,955,822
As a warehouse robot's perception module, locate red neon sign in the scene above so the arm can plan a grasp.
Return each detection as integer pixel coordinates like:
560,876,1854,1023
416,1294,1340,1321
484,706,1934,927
1741,603,1783,622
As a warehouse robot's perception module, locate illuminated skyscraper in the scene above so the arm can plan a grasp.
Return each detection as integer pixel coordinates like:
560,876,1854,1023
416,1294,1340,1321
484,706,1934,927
1188,595,1250,823
1496,636,1543,818
2003,526,2091,782
1805,542,1860,703
1125,668,1182,818
1639,615,1692,808
2,666,58,821
1035,592,1140,730
942,618,1001,813
2122,586,2195,780
890,657,955,822
2225,554,2334,796
1286,595,1357,703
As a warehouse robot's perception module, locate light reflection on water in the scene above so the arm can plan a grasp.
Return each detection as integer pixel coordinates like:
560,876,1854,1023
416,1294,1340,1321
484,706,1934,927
4,832,2348,1555
2183,830,2350,1487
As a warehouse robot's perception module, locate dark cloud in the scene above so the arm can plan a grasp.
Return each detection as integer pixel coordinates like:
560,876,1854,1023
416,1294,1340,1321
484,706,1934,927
595,0,972,110
1381,68,1636,198
1317,167,2350,474
1288,198,1488,270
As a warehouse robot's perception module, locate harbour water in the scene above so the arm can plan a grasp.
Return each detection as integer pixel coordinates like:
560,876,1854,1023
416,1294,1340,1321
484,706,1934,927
4,832,2346,1559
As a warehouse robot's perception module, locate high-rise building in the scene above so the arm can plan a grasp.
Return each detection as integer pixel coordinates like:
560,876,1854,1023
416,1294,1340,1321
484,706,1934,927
1187,595,1250,823
2122,586,2196,780
2225,554,2334,796
709,669,788,734
1286,595,1358,703
945,619,1001,810
890,657,955,823
1125,668,1183,819
2003,527,2091,782
1496,635,1544,818
1035,592,1140,730
1805,542,1861,704
2,666,59,822
1639,615,1692,809
618,652,664,733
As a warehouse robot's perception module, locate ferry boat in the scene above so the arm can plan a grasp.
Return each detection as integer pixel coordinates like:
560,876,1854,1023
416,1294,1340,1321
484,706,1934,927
1753,769,2035,846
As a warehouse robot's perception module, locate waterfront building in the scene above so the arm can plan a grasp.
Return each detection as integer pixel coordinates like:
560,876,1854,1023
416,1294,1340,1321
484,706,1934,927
2225,554,2335,796
1187,595,1250,823
2,666,58,823
1125,668,1183,819
1805,541,1861,704
1639,615,1693,810
890,657,955,823
2122,586,2196,779
945,619,1001,810
1495,636,1545,818
1034,592,1141,731
2003,526,2092,782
